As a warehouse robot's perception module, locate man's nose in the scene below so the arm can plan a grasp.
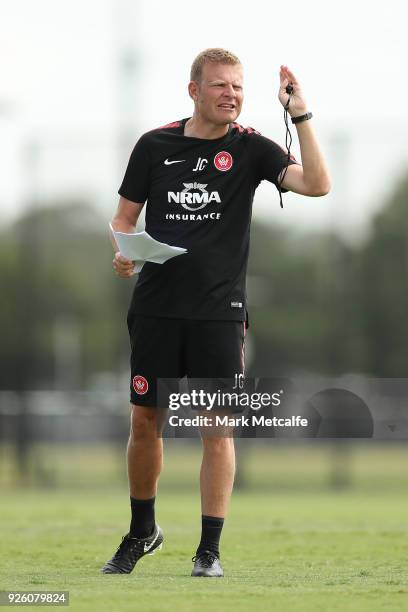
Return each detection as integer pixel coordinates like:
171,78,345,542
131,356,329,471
222,84,235,97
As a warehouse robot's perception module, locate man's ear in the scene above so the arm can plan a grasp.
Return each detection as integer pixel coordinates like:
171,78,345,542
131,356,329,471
188,80,198,102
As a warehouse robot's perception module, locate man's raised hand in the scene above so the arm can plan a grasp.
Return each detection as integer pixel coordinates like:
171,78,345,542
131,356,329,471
278,65,308,117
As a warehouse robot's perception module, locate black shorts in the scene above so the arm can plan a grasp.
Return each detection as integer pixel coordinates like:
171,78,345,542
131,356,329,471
127,314,247,407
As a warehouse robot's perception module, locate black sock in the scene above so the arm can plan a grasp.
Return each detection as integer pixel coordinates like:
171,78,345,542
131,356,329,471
129,496,155,539
196,515,224,558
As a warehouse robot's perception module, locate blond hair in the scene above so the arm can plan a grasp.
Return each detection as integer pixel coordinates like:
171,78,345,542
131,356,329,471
190,48,241,83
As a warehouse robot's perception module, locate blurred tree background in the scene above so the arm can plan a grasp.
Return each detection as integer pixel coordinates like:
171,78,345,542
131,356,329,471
0,202,131,392
2,170,407,393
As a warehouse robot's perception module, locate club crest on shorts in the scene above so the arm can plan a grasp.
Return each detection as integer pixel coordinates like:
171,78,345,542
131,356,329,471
214,151,233,172
133,375,149,395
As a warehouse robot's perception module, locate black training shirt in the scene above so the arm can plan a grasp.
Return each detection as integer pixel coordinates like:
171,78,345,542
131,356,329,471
118,117,300,321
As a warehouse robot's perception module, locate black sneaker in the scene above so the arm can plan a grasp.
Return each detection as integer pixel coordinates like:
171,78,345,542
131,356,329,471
191,550,224,577
101,524,164,574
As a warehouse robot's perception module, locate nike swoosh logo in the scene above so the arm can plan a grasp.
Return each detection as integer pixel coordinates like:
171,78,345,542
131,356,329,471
164,159,185,165
144,529,159,552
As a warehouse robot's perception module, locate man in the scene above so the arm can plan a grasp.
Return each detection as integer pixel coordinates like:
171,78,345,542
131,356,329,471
102,48,331,578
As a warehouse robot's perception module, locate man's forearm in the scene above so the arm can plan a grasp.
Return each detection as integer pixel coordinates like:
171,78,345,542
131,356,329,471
294,119,331,193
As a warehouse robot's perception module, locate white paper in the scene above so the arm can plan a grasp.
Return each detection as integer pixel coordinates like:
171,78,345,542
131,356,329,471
110,224,187,273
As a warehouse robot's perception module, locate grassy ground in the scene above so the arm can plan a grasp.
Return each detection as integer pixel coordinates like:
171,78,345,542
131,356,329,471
1,486,408,611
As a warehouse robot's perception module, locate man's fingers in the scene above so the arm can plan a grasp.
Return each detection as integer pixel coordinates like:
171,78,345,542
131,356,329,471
113,266,135,278
115,251,134,265
113,259,133,269
279,68,287,84
112,256,137,278
282,65,298,84
112,252,142,278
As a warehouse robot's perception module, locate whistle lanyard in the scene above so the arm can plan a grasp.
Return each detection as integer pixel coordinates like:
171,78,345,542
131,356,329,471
277,87,293,209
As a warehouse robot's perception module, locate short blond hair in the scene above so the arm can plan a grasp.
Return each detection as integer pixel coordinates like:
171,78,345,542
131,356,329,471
190,48,241,83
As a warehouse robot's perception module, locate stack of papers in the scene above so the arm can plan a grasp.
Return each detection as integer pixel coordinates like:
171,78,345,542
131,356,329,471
110,224,187,273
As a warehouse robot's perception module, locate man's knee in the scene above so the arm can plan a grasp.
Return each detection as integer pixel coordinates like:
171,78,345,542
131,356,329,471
129,404,159,441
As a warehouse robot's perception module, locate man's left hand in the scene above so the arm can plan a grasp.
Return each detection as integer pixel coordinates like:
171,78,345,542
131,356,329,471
278,65,309,117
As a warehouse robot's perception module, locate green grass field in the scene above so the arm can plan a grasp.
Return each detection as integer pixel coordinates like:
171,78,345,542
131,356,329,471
1,485,408,611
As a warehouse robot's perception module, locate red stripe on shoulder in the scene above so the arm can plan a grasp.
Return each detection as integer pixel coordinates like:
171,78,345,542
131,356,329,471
232,122,261,135
157,120,181,129
231,122,245,133
246,126,261,135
